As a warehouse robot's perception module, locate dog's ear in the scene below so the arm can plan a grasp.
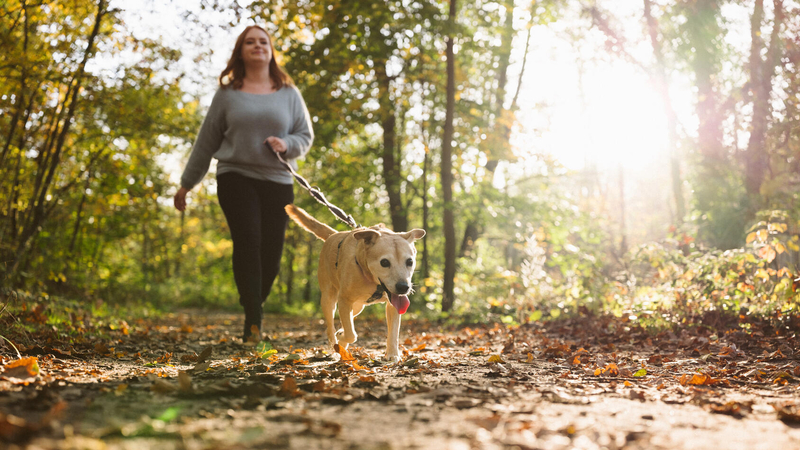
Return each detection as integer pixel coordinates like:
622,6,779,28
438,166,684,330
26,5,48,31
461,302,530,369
400,229,426,242
353,229,381,245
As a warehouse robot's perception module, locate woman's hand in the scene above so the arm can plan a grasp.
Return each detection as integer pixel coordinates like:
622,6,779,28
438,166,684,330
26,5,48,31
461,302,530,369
174,187,189,211
265,136,287,154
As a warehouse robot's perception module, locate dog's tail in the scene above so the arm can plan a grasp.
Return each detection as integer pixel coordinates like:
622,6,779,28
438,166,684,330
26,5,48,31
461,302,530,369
285,205,337,241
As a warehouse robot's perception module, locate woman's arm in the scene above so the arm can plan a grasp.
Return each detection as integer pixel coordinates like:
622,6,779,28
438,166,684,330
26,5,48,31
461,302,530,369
281,87,314,160
179,89,228,191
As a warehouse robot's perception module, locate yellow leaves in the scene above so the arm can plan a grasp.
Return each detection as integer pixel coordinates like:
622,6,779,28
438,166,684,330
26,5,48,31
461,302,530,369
488,354,505,364
754,268,771,282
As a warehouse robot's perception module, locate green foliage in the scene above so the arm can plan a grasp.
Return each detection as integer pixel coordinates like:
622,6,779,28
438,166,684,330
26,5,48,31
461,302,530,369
1,0,798,330
619,211,799,327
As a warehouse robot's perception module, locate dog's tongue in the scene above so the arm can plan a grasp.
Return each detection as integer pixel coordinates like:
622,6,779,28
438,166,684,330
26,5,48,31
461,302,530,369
390,294,410,314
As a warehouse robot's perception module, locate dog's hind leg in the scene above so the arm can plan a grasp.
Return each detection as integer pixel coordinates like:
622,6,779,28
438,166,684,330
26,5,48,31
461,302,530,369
321,290,338,347
385,303,401,362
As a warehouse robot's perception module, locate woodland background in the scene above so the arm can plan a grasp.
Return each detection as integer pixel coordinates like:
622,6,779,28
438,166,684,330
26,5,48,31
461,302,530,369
1,0,799,329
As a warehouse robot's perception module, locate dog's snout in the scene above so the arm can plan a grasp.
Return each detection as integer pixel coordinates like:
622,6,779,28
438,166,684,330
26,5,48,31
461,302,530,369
395,281,410,295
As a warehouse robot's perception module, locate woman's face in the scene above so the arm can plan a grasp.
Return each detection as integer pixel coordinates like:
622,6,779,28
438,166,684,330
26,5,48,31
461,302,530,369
241,28,272,66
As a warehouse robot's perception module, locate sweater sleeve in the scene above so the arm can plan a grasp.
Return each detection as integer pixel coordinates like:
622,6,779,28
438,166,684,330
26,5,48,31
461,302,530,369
180,89,227,189
282,87,314,160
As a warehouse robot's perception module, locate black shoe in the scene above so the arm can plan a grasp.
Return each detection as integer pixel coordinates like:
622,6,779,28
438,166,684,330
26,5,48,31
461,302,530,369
242,323,262,343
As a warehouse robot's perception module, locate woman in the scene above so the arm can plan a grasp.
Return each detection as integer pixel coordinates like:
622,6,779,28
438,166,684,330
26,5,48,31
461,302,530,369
174,25,314,342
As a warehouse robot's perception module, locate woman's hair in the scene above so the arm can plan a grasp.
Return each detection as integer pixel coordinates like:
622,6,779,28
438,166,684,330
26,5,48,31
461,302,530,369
218,25,293,90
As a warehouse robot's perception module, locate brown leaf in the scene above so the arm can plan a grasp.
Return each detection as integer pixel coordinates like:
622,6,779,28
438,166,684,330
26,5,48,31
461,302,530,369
178,371,192,393
197,346,213,363
711,401,751,417
191,361,212,373
279,377,300,397
774,402,800,422
94,343,110,355
150,379,178,394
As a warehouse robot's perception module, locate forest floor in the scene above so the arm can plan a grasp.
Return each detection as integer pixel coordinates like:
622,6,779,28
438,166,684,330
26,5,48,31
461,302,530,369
2,308,800,450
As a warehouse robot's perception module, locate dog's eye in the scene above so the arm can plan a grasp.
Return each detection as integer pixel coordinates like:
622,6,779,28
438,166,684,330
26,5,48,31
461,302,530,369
380,259,390,268
406,258,413,267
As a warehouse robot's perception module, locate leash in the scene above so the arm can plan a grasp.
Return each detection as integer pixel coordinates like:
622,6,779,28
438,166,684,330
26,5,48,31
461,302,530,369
266,141,359,229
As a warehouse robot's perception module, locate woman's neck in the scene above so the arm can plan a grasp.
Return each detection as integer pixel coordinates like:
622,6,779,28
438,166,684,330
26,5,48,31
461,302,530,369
241,66,274,94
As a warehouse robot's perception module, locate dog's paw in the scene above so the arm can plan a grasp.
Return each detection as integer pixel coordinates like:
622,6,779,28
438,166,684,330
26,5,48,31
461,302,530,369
339,333,358,345
384,352,401,363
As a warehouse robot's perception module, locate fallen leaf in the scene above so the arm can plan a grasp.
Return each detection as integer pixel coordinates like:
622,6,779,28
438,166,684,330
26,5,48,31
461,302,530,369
403,357,419,367
410,344,426,352
1,357,40,383
711,401,751,417
773,402,800,422
178,371,192,392
197,346,213,363
334,344,354,361
680,373,727,386
488,354,505,364
151,378,178,394
279,377,301,397
94,343,110,356
192,361,211,373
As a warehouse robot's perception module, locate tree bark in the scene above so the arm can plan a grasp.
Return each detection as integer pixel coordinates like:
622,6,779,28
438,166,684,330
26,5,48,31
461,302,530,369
378,70,408,232
744,0,784,198
441,0,457,312
643,0,686,223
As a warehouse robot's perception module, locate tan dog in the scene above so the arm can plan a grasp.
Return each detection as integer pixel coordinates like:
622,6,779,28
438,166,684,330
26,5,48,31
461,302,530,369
285,205,425,361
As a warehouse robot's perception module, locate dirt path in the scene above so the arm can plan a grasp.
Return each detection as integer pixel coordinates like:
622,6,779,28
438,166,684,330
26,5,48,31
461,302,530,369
2,310,800,449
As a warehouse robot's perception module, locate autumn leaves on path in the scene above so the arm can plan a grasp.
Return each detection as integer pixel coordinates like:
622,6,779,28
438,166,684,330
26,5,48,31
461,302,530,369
2,310,800,449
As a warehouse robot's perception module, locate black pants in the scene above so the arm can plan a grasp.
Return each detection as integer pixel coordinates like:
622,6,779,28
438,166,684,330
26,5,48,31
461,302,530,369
217,172,293,335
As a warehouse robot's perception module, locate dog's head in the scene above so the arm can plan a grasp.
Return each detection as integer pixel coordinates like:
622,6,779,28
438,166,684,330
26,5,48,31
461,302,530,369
353,227,425,314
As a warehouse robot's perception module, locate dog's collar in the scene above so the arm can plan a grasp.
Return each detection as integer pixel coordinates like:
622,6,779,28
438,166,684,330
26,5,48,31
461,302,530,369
367,284,387,303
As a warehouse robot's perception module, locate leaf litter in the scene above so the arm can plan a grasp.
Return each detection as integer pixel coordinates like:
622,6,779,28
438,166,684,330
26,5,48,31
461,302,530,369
1,310,800,449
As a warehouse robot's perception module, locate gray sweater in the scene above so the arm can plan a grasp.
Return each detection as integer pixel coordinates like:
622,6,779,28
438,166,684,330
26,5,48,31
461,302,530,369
180,85,314,189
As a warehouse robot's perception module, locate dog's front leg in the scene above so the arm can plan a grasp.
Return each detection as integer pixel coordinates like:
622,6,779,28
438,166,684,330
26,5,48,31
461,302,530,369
338,300,358,348
321,290,338,347
384,302,401,362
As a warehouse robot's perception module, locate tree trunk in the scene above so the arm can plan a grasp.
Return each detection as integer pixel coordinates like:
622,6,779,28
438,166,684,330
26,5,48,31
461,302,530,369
686,0,724,166
441,0,458,313
643,0,686,223
744,0,784,198
422,143,430,280
378,70,408,232
0,0,29,169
